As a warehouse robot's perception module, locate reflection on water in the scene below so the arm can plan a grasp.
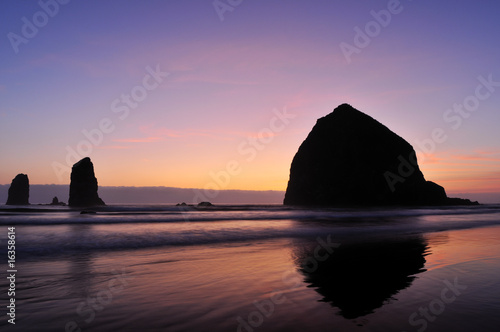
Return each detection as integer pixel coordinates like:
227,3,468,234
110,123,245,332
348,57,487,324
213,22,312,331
67,225,94,295
3,223,500,331
293,235,429,319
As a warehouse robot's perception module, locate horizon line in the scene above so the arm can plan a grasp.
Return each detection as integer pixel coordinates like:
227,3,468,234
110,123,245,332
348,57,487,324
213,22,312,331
0,183,286,192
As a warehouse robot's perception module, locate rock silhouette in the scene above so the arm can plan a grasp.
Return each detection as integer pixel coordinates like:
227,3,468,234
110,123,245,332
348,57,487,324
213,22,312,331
68,157,105,207
6,174,30,205
49,196,66,206
294,235,428,319
284,104,477,206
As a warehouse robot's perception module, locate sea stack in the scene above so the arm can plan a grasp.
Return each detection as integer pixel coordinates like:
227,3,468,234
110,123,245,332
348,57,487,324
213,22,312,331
284,104,476,206
6,174,30,205
49,196,66,206
68,157,105,207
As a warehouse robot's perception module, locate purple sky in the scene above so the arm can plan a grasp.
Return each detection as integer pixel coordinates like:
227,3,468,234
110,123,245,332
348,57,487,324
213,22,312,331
1,0,500,202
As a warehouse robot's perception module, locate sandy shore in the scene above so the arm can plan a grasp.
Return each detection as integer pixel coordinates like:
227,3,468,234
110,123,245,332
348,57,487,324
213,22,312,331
1,221,500,331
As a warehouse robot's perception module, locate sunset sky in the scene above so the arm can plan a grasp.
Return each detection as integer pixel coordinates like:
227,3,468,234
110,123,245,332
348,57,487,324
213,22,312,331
1,0,500,199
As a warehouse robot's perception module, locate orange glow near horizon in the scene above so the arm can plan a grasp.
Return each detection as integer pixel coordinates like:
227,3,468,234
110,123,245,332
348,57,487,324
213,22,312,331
6,146,500,194
419,150,500,194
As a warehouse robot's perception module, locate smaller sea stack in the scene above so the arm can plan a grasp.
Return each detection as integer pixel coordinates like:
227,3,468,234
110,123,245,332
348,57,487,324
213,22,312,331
6,173,30,205
68,157,105,207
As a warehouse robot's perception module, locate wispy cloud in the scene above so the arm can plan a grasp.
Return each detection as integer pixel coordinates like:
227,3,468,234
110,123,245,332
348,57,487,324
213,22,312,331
375,85,453,102
139,125,236,141
421,149,500,165
172,72,261,86
138,124,299,142
419,148,500,192
96,145,132,150
453,150,500,162
113,137,162,143
437,171,500,193
161,38,344,89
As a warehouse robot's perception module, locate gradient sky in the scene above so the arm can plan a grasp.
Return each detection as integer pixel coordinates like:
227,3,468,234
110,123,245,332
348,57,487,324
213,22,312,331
1,0,500,198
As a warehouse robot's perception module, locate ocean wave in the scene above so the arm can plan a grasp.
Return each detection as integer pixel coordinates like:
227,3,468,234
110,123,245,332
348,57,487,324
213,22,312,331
1,205,499,257
0,204,499,225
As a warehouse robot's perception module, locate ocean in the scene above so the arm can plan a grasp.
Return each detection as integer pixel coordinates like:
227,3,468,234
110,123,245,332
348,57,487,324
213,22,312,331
1,204,500,331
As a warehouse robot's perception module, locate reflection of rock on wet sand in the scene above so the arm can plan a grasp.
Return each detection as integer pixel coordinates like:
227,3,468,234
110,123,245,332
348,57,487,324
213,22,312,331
294,235,429,319
67,224,95,297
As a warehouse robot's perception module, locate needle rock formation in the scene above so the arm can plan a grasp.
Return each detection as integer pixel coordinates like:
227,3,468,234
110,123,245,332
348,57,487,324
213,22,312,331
69,157,105,207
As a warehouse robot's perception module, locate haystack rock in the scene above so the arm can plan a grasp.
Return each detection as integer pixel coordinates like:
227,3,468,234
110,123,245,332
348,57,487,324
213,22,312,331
6,174,30,205
284,104,477,206
68,157,105,207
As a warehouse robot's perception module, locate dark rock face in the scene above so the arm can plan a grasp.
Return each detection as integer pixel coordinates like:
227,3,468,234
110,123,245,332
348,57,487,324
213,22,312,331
49,196,66,206
68,157,105,207
6,174,30,205
284,104,476,206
